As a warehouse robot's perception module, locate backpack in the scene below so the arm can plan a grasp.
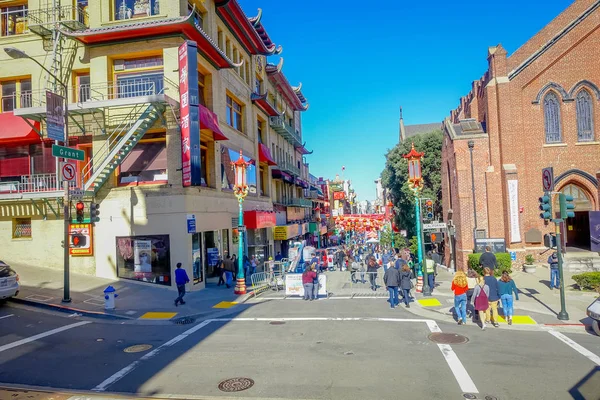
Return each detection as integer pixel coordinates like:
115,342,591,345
474,285,489,311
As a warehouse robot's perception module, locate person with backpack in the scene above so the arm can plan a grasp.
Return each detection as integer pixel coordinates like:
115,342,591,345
451,270,469,325
483,267,500,327
471,275,490,330
548,252,559,290
498,270,519,325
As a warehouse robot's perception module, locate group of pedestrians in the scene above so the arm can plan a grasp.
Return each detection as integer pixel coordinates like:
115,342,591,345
302,253,321,300
451,265,520,330
384,262,415,308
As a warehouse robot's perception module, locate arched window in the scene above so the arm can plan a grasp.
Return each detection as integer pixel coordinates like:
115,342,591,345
554,183,593,212
544,91,562,143
576,89,594,142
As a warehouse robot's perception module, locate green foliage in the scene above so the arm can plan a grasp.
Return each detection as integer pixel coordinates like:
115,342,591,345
381,130,443,237
525,254,535,264
409,236,419,255
572,272,600,291
467,253,513,277
379,229,407,250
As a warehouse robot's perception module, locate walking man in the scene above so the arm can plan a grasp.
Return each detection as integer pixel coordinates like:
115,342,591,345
479,246,497,272
384,261,401,308
174,262,190,306
548,252,560,290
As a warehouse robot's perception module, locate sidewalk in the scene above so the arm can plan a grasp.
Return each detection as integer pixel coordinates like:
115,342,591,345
412,265,599,326
8,264,254,322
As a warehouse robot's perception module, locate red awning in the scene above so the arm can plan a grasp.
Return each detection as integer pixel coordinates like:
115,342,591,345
199,105,228,141
0,112,41,146
258,143,277,166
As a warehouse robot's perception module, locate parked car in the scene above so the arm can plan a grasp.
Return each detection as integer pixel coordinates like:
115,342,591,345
587,296,600,337
0,261,19,300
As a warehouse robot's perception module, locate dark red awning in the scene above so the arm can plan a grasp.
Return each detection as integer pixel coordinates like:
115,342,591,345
199,105,228,141
258,143,277,166
0,112,41,146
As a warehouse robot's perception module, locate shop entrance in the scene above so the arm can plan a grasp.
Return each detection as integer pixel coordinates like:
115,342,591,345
557,184,593,250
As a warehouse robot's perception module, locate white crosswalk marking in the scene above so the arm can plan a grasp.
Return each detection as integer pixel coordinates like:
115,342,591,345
547,329,600,366
0,321,91,353
0,314,14,320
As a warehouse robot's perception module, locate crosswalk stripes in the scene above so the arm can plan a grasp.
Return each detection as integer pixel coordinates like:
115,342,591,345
0,321,91,353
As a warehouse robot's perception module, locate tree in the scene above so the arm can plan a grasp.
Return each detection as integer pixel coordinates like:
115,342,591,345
379,228,407,250
381,130,443,238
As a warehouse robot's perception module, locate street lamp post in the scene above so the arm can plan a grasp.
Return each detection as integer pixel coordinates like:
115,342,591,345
468,140,478,251
403,143,431,296
386,200,395,250
5,47,72,303
231,150,250,295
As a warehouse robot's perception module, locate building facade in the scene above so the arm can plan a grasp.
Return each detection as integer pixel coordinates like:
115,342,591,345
441,0,600,270
0,0,314,290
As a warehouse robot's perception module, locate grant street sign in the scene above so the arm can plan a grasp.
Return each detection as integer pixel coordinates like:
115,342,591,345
52,144,84,161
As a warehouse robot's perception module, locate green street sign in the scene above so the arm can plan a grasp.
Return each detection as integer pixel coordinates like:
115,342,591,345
52,144,84,161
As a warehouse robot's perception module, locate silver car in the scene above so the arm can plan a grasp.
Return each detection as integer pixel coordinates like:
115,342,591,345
0,261,19,300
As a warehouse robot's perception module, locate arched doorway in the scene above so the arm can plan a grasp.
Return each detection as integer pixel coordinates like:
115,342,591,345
555,183,593,249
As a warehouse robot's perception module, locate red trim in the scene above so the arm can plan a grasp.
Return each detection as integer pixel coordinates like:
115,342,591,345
0,112,41,146
243,210,276,229
258,143,277,166
267,71,306,111
215,0,275,55
66,19,233,69
118,180,169,188
199,105,228,141
253,96,279,117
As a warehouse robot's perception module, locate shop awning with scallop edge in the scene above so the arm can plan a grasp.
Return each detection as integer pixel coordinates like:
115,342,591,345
0,112,41,145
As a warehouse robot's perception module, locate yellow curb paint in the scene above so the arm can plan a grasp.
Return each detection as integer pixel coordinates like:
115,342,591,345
213,301,238,309
498,315,537,325
139,312,178,320
417,298,443,307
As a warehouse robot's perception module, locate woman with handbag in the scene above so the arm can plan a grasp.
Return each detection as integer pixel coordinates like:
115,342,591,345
471,276,490,330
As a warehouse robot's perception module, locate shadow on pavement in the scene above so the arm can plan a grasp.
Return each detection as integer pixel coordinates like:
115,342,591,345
569,366,600,400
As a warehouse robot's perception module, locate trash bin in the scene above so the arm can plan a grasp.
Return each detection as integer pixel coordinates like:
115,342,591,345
104,285,118,310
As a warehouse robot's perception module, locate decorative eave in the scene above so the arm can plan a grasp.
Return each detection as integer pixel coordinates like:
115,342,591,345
266,60,309,112
61,11,239,69
403,143,425,159
215,0,280,56
251,92,280,117
295,142,313,155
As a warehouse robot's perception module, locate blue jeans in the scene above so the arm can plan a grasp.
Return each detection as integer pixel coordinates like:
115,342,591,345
501,294,514,318
427,273,435,292
454,293,467,322
402,288,411,305
550,269,559,289
313,280,319,299
303,283,314,299
387,286,399,308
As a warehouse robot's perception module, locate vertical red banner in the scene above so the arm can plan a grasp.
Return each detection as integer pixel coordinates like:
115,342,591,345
178,42,192,187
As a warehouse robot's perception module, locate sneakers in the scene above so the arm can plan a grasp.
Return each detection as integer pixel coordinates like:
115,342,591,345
508,318,513,325
458,320,463,325
481,324,486,331
493,322,499,328
406,304,410,308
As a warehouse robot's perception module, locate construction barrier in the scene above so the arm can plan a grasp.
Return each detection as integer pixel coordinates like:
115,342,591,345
416,275,423,293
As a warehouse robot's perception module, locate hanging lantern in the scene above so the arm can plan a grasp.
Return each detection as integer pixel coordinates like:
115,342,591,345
403,143,425,189
231,150,251,199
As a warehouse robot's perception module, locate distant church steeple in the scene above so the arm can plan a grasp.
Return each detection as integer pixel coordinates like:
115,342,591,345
399,106,406,142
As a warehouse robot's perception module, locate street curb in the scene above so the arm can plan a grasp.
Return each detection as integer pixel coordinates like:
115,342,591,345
8,297,132,320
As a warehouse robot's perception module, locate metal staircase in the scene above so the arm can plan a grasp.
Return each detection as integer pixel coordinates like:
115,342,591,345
82,103,166,195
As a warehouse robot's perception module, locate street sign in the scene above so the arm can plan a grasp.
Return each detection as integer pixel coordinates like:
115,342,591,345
542,167,554,192
186,214,196,234
423,222,447,231
70,188,84,199
61,163,76,182
46,91,65,142
238,226,247,232
52,144,85,161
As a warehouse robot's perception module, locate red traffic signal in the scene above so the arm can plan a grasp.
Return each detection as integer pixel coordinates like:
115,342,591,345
75,201,85,223
71,233,87,247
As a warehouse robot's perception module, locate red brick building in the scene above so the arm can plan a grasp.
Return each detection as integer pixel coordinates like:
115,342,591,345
441,0,600,270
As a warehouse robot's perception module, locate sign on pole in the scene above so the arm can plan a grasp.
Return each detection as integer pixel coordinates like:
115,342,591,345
61,163,76,182
542,167,554,192
69,188,84,199
423,222,447,231
186,214,196,234
52,144,85,161
46,91,65,142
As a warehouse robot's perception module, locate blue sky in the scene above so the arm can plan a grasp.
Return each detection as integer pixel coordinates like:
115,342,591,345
240,0,571,201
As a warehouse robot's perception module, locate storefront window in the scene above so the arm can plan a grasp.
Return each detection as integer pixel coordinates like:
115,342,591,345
204,231,220,277
116,235,171,286
192,233,203,284
247,228,269,267
221,229,230,256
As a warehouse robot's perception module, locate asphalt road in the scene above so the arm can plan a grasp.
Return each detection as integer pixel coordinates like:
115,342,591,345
1,298,600,400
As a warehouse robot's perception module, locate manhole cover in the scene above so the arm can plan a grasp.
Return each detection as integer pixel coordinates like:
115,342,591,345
269,321,285,325
485,396,498,400
124,344,153,353
218,377,255,392
428,333,469,344
463,394,477,399
344,351,354,355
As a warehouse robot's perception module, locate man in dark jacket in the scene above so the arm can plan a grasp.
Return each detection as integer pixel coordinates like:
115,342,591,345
384,265,401,308
548,252,560,289
366,256,379,291
336,248,345,271
479,246,497,271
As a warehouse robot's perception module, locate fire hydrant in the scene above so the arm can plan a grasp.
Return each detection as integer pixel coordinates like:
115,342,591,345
104,285,118,310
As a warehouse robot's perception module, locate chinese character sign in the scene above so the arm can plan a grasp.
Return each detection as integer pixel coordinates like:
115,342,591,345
178,41,201,187
46,91,65,142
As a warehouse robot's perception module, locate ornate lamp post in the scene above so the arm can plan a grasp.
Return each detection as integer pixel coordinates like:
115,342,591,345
403,143,431,296
231,150,250,295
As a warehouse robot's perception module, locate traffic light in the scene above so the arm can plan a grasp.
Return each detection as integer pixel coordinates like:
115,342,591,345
75,201,85,223
90,202,100,223
538,195,552,220
71,233,87,248
424,199,434,220
559,193,575,220
544,233,557,249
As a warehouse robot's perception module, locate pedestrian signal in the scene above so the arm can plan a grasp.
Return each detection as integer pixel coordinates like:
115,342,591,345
71,233,87,248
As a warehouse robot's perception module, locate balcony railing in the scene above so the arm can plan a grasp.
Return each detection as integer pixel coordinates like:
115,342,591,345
278,160,300,176
0,174,76,195
0,7,28,37
15,77,166,109
287,198,312,208
269,116,301,145
28,5,89,34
